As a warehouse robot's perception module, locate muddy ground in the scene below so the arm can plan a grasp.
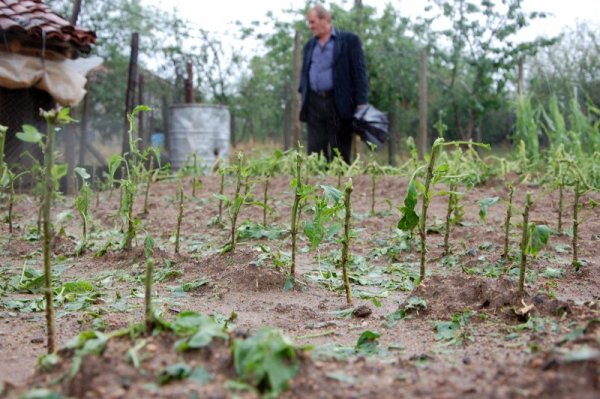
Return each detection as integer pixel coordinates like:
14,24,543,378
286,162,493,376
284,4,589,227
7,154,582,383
0,173,599,398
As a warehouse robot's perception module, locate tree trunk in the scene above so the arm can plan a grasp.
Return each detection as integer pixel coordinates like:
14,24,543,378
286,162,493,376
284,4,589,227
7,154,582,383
517,56,525,96
70,0,82,25
283,80,292,150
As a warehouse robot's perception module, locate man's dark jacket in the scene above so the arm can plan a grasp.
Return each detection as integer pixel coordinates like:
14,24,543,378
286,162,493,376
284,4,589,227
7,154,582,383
299,30,368,122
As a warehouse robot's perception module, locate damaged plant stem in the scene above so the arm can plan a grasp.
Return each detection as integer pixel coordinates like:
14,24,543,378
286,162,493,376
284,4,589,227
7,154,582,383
174,179,184,254
21,107,75,353
340,179,353,305
290,151,303,278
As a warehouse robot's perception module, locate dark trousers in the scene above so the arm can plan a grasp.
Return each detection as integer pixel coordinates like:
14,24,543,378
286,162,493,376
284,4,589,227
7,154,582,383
306,91,353,164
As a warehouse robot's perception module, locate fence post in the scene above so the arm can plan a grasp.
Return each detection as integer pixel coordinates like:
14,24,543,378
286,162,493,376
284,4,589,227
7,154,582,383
291,30,302,149
122,32,139,156
185,62,195,103
418,48,428,158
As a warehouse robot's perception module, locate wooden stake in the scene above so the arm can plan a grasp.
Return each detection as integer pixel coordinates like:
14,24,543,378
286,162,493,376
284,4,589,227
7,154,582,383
122,32,139,156
418,49,428,159
292,30,302,150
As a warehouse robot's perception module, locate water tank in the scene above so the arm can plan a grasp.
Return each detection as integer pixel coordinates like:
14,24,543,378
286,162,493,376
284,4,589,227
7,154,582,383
168,104,230,169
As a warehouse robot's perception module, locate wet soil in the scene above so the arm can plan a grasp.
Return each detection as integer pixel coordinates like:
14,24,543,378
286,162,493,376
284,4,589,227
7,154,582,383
0,174,599,398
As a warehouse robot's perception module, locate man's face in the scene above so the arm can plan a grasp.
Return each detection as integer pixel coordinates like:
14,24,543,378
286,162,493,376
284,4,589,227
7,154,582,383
307,10,331,38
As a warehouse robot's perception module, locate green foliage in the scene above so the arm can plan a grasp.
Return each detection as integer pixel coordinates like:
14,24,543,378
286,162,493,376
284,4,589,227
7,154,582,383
237,222,288,241
65,330,110,377
156,363,191,385
155,363,211,385
478,197,499,222
514,96,540,162
171,311,228,352
423,0,556,141
526,224,551,256
529,21,600,116
397,138,490,282
232,327,299,397
19,389,64,399
219,153,252,253
355,330,382,355
119,106,154,250
303,185,343,250
397,177,419,232
434,310,475,345
16,124,43,144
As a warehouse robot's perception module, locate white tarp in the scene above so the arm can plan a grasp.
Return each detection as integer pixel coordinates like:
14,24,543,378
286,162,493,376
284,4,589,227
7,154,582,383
0,52,102,106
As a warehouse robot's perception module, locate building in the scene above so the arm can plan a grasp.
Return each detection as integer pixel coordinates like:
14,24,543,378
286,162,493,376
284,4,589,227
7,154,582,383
0,0,96,164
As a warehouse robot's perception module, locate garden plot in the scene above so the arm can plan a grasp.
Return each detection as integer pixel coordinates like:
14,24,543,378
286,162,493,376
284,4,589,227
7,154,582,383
1,170,598,398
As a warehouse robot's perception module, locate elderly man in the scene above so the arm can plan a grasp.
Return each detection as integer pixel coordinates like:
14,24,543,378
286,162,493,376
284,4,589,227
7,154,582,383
298,4,368,164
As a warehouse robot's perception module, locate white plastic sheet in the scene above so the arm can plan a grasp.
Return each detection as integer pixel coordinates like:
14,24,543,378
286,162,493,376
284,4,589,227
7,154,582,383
0,52,102,106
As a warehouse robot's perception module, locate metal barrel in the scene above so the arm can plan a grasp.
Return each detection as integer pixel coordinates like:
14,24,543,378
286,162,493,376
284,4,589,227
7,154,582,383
168,103,230,170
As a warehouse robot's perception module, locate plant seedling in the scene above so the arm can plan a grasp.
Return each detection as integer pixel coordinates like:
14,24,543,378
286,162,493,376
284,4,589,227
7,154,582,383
174,179,184,254
17,107,74,353
290,150,304,278
218,152,246,253
518,192,551,297
502,184,514,259
365,143,383,216
0,128,28,234
144,235,155,331
74,167,93,256
398,138,489,284
340,179,354,305
119,105,152,250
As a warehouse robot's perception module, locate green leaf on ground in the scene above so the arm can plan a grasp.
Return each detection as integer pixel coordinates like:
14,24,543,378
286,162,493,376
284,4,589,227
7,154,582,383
355,330,382,355
542,267,563,279
156,363,191,385
232,327,299,397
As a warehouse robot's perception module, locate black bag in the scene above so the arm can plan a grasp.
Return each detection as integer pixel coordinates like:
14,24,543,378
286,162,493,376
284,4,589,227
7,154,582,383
352,104,389,150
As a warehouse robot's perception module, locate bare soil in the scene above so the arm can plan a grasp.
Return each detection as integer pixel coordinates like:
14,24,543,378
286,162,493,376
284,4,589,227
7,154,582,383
1,174,599,398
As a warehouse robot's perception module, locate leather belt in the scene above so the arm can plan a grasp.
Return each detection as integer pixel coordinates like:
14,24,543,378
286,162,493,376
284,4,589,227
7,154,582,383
311,90,334,98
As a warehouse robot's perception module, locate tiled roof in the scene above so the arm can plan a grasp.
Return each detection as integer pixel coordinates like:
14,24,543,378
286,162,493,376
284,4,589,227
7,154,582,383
0,0,96,58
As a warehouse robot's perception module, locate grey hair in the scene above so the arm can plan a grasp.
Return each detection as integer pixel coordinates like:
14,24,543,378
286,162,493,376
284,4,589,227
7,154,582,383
309,4,331,19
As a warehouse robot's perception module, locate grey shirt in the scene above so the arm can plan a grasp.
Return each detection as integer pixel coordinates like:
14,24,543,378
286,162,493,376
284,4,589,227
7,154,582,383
309,28,336,92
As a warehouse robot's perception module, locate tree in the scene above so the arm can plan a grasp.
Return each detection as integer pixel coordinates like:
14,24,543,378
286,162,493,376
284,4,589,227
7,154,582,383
528,21,600,109
421,0,556,142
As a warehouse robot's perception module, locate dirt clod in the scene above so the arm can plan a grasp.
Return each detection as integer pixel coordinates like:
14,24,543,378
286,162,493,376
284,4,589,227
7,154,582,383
352,305,372,318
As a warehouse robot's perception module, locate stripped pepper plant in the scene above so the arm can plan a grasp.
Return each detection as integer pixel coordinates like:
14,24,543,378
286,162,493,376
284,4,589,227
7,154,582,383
74,167,93,256
397,138,490,284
